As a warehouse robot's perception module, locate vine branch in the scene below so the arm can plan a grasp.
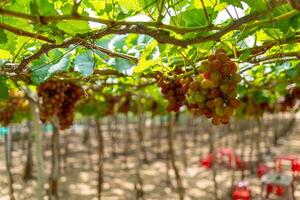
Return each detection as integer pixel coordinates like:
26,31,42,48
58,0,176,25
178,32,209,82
0,23,55,43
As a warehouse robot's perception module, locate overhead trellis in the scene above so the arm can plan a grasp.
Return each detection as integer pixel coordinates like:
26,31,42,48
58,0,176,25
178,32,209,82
0,0,298,94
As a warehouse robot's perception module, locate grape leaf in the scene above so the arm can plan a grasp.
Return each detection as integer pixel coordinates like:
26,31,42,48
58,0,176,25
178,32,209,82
74,51,95,76
0,30,8,44
56,21,91,34
32,54,71,84
0,76,9,100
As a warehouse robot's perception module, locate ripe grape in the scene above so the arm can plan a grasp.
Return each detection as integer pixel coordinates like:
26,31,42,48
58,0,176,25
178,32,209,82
187,49,241,125
156,70,188,112
38,80,84,130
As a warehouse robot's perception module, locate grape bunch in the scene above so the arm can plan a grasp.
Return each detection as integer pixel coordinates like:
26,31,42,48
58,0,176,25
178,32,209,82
0,91,26,125
38,80,67,122
278,86,300,111
57,83,85,129
156,70,189,112
103,94,120,115
186,49,241,125
0,106,14,125
118,92,132,113
38,80,84,130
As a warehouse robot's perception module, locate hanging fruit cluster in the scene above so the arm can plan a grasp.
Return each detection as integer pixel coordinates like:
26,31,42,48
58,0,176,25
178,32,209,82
103,94,120,115
279,86,300,111
239,96,273,116
186,49,241,125
0,91,26,125
119,92,132,113
38,80,84,130
156,69,189,112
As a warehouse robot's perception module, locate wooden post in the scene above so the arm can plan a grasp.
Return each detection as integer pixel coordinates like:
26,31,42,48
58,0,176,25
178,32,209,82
209,126,219,200
49,121,60,200
123,113,130,168
156,117,163,158
108,116,116,157
180,114,188,169
23,121,34,180
240,120,246,180
95,119,104,200
249,118,255,173
4,129,15,200
29,99,45,200
133,101,145,199
255,117,263,168
167,113,184,200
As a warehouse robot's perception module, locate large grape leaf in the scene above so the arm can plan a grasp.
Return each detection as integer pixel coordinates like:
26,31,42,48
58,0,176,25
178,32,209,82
31,54,71,84
109,58,134,73
220,0,243,8
118,0,142,11
35,0,57,16
243,0,268,11
56,21,91,35
171,8,216,27
0,30,8,44
74,51,95,76
0,50,11,59
134,40,159,74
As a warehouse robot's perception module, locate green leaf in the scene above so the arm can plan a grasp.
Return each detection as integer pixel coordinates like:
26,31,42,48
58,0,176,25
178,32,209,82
286,67,297,78
46,54,70,76
56,21,91,34
275,82,287,93
109,58,134,72
237,85,246,96
30,0,39,16
239,49,251,61
0,76,9,100
134,41,159,74
74,51,94,76
290,13,300,29
31,54,70,84
61,3,73,15
109,35,127,51
243,0,267,11
220,0,243,8
171,8,216,27
253,90,270,103
0,30,8,44
0,49,11,59
35,0,57,16
118,0,142,11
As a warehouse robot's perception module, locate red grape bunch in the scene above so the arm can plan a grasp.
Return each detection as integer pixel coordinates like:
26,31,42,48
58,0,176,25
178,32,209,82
57,83,85,129
0,91,25,125
156,70,189,112
279,86,300,111
186,49,242,125
118,92,132,113
38,80,84,130
103,94,120,115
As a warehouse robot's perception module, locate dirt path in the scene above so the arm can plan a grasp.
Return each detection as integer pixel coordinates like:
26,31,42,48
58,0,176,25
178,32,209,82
0,117,299,200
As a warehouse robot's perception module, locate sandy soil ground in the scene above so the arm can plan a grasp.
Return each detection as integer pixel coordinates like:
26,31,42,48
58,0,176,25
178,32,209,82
0,117,300,200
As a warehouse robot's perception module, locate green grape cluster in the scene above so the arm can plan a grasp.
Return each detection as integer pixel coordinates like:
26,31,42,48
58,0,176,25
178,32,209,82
186,49,241,125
